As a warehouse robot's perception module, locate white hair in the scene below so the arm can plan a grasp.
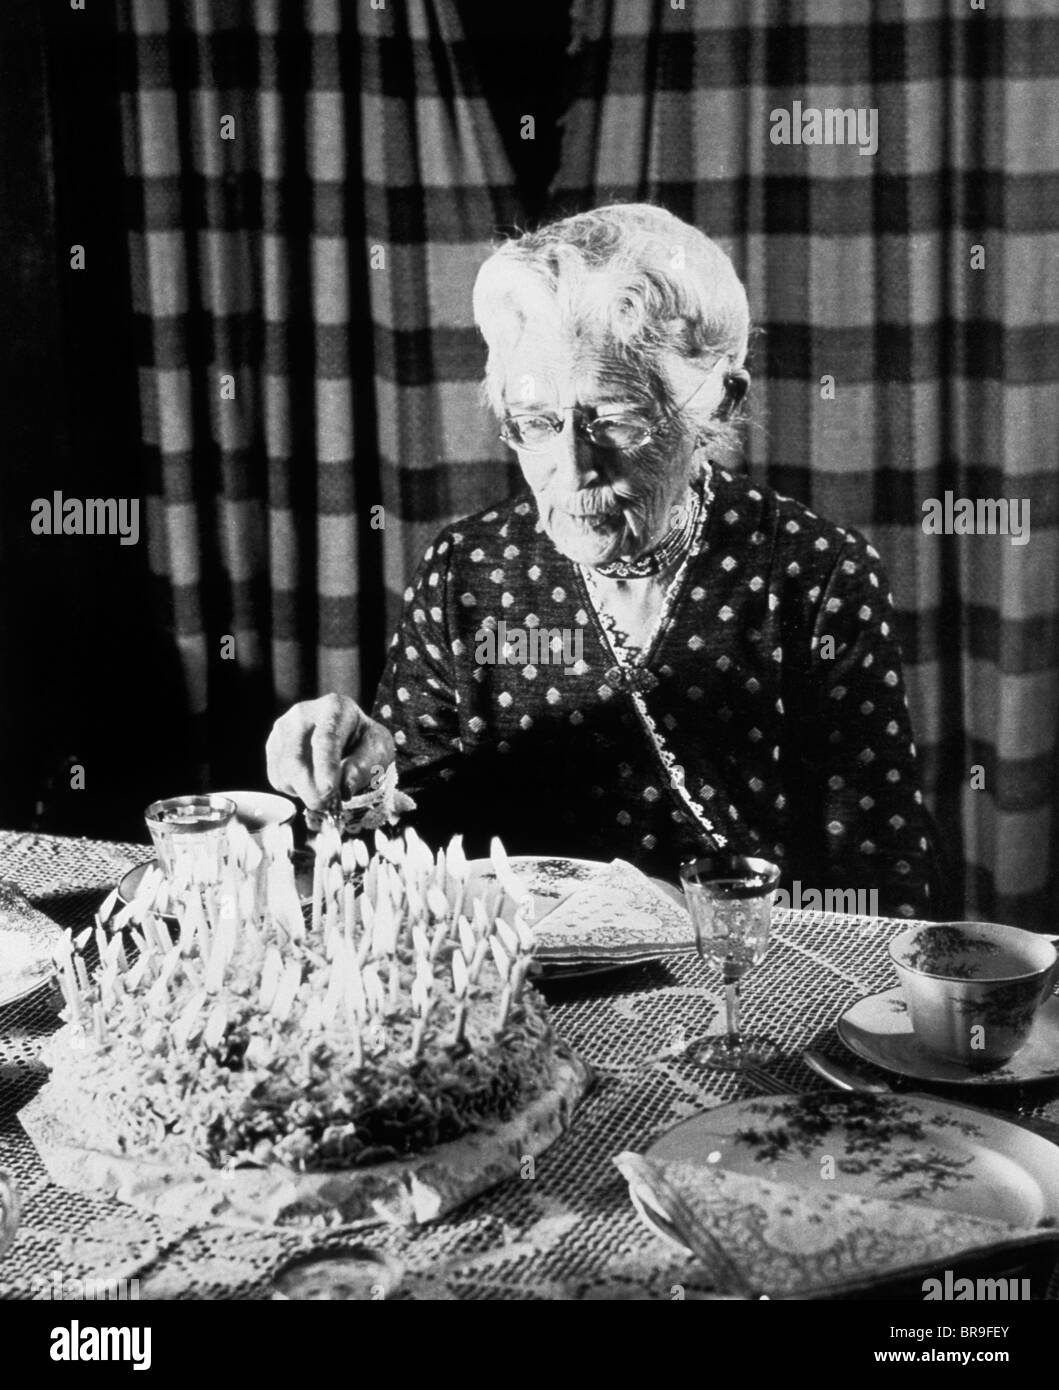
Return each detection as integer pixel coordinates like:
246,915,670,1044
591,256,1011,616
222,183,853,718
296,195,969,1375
472,203,751,430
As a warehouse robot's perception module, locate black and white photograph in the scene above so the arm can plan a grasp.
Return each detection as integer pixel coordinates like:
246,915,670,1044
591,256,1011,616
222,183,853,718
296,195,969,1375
0,0,1057,1343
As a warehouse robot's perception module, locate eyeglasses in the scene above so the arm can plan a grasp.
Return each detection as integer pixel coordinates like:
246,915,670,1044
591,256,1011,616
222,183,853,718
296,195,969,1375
498,359,726,455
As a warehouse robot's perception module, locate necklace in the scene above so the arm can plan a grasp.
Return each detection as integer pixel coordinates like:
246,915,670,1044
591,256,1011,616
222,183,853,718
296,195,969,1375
594,482,702,579
579,466,728,849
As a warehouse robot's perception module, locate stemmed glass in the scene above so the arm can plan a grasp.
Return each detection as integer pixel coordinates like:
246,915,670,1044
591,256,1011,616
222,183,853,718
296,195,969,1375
679,853,781,1070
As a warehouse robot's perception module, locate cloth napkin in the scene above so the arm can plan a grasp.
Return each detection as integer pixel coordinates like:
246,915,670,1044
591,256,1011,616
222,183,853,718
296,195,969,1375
532,859,694,963
613,1151,1059,1299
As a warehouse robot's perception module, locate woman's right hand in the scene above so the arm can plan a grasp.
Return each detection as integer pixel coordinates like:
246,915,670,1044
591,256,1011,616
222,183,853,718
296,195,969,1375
265,694,396,811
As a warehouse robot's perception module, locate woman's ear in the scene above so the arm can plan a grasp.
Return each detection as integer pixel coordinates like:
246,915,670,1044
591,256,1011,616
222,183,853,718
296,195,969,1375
715,368,750,420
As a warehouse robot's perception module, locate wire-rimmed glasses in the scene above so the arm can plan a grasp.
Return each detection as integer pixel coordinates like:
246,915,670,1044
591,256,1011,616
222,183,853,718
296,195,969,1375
498,358,726,454
679,853,781,1071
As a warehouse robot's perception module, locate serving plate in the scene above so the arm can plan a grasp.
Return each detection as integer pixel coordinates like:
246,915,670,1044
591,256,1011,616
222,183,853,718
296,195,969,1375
838,987,1059,1088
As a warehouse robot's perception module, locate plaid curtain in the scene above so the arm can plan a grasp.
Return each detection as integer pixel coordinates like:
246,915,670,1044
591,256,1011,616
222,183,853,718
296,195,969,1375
119,0,1058,927
117,0,520,782
555,0,1059,928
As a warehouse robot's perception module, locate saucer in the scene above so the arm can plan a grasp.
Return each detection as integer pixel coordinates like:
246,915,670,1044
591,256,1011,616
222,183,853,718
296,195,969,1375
837,987,1059,1087
117,850,316,921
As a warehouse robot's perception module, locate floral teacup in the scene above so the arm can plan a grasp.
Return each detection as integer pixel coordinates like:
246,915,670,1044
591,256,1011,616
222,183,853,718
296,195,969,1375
889,921,1059,1069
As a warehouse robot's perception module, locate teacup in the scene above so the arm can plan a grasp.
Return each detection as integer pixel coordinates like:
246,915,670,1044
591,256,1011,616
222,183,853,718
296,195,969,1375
216,790,297,843
889,921,1059,1069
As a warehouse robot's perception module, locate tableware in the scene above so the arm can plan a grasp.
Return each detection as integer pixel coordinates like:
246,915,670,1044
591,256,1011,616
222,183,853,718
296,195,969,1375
270,1245,404,1300
465,856,689,976
889,920,1059,1068
214,789,296,840
645,1091,1059,1226
116,849,317,921
0,881,65,1012
614,1153,762,1298
838,985,1059,1087
618,1138,1059,1300
678,853,781,1070
0,1170,20,1261
803,1046,1059,1145
144,794,236,888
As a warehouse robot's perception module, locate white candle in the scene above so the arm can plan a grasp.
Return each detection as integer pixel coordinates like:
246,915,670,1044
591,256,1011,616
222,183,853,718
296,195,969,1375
468,936,490,984
343,881,357,944
311,853,325,937
510,956,533,1002
495,983,513,1032
489,936,511,983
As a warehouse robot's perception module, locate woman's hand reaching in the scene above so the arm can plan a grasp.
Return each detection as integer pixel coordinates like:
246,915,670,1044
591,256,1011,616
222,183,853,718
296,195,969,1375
265,693,396,811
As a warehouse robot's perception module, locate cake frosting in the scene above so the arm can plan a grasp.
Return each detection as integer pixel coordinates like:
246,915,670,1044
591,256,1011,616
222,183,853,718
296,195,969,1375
40,824,565,1174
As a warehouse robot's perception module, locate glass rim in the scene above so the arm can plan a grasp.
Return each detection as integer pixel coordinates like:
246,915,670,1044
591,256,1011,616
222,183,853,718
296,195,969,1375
144,793,237,827
679,854,781,888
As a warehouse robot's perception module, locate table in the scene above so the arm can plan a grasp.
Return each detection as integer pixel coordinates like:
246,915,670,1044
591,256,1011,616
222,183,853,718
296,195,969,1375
1,829,1057,1300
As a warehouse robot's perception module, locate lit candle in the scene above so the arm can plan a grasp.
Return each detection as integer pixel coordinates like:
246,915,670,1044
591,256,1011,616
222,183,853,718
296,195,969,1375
489,936,511,984
311,852,325,938
451,949,469,1048
495,983,513,1032
510,956,533,1003
468,936,490,984
457,915,475,960
343,880,357,944
428,919,449,962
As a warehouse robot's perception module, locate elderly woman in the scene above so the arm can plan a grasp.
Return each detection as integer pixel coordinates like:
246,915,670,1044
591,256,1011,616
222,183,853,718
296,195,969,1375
267,204,940,919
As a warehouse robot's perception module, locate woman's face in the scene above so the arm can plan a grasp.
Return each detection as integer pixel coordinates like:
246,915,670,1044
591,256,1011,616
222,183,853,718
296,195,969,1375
498,350,726,569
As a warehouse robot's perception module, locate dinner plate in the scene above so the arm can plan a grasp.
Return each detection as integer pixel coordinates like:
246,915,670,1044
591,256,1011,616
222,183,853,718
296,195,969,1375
465,855,687,978
642,1092,1059,1243
838,986,1059,1088
117,851,316,921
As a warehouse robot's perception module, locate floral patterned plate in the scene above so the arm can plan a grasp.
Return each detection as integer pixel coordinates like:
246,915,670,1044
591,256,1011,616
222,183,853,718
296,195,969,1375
838,986,1059,1087
646,1091,1059,1226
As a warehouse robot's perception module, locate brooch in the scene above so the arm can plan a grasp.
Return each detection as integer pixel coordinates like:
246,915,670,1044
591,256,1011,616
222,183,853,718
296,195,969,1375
605,665,660,694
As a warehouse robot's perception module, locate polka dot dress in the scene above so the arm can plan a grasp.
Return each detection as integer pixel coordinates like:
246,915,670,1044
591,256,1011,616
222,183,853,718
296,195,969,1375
371,468,939,918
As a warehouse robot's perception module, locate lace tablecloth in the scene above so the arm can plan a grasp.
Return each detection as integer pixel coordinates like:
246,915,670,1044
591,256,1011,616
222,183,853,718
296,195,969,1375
1,829,1057,1301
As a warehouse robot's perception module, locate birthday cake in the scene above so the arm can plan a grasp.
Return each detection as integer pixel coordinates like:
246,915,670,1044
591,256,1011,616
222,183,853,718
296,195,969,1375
21,825,591,1227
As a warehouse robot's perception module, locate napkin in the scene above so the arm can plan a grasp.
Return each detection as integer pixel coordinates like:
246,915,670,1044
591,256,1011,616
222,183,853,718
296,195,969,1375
613,1151,1059,1299
532,859,694,963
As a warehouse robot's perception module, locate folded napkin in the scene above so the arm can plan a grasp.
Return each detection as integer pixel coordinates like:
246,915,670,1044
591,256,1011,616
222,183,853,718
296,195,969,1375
532,860,694,963
614,1151,1059,1299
